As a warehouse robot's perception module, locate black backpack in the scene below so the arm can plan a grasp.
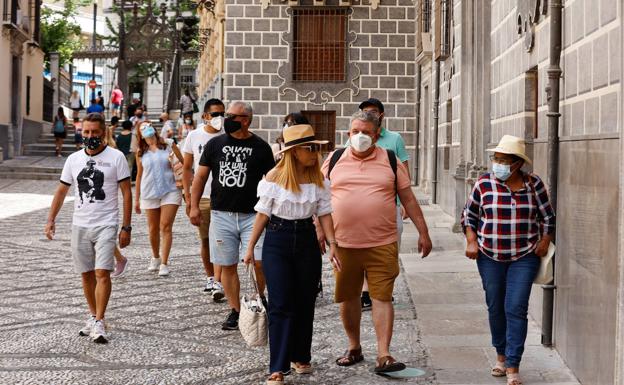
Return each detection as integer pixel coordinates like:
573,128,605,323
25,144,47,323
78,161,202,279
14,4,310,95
327,147,398,193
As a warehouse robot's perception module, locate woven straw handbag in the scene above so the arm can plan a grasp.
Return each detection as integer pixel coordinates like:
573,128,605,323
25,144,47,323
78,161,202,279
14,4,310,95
239,266,268,347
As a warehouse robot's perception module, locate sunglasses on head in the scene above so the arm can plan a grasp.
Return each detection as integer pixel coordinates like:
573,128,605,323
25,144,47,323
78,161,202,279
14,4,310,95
299,143,321,153
209,111,225,117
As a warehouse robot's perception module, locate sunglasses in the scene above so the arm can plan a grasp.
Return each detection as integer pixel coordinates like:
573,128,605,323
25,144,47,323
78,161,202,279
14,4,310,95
299,144,321,153
209,111,225,118
225,113,249,119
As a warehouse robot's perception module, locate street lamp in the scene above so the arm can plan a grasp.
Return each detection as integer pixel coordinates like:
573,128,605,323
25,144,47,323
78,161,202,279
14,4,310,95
92,0,97,81
175,16,184,31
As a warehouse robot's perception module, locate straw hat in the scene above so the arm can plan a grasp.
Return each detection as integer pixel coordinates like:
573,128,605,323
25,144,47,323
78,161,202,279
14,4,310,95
486,135,532,165
277,124,328,154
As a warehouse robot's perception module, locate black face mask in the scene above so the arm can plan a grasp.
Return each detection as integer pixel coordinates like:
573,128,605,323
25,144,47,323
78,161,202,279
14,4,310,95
136,114,143,119
85,136,102,151
224,118,242,134
158,118,163,123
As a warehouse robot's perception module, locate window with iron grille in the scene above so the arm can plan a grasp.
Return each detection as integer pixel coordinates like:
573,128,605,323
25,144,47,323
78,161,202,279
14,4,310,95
292,8,348,83
301,110,336,154
422,0,431,33
438,0,453,59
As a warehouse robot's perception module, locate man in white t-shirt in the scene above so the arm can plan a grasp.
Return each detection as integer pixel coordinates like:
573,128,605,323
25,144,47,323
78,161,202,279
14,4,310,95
182,98,225,298
45,112,132,344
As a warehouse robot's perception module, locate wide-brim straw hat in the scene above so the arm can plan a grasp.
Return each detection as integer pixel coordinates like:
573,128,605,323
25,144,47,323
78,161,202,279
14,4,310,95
486,135,532,165
277,124,328,154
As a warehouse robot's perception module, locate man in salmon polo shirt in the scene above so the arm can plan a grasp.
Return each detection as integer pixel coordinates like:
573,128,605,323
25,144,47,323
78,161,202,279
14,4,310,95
320,110,433,373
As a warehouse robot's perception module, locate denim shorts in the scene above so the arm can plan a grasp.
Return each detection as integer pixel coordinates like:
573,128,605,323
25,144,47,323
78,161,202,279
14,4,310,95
209,210,264,266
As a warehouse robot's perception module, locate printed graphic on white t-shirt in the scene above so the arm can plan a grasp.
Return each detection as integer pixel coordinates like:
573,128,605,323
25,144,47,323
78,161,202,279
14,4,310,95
61,146,130,227
182,125,222,198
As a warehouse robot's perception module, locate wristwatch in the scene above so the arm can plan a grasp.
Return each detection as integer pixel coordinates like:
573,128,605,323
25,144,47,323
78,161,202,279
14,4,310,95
121,226,132,233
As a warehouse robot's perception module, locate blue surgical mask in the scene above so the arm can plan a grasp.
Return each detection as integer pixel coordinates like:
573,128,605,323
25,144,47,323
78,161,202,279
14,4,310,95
141,125,156,138
492,162,512,181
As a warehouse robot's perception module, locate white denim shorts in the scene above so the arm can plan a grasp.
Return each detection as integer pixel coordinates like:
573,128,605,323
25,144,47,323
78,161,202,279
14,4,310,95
140,190,182,210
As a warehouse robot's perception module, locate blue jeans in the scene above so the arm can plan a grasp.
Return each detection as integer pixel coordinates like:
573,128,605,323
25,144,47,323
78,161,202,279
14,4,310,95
476,252,540,368
262,216,322,374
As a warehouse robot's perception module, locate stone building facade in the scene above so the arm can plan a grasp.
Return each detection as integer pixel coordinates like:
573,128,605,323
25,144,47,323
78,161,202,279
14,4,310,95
0,0,45,159
416,1,624,384
198,0,418,158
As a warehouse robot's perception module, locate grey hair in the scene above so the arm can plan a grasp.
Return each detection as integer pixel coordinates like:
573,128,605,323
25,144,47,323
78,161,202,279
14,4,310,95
350,110,380,129
229,101,254,122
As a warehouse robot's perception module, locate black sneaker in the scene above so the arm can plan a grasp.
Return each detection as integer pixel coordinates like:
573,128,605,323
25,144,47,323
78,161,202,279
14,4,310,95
361,291,372,311
221,309,239,330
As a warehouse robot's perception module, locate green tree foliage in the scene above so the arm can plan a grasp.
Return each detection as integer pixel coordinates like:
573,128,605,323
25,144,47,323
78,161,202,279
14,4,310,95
40,0,91,68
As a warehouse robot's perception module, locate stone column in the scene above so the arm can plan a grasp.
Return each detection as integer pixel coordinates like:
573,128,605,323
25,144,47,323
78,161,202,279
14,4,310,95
49,52,60,117
615,2,624,381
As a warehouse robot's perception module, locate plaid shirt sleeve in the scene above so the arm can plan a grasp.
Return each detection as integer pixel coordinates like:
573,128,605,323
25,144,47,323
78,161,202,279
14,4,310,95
531,175,556,236
461,180,482,232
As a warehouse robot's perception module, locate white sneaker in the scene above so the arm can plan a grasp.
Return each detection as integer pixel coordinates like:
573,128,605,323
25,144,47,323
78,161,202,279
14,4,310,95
204,276,215,293
91,320,108,343
158,264,170,276
148,257,161,271
212,281,225,302
79,315,95,336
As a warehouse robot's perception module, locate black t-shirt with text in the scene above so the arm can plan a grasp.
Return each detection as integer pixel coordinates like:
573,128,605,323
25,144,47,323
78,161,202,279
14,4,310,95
199,133,275,213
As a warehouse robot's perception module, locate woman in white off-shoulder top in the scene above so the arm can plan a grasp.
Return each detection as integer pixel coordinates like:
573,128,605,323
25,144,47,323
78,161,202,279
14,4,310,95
243,124,339,385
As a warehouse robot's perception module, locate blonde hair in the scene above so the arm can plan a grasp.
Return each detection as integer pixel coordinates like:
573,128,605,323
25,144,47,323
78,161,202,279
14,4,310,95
104,125,117,149
271,149,324,193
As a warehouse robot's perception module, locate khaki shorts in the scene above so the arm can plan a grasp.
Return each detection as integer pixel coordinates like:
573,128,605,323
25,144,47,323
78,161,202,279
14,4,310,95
334,242,399,303
198,198,211,240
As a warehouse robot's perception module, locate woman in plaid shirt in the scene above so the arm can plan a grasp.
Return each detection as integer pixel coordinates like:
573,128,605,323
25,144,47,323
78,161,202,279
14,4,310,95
461,135,555,385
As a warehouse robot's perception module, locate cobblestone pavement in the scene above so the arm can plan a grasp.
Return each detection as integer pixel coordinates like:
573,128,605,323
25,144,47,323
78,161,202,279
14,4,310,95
0,180,433,385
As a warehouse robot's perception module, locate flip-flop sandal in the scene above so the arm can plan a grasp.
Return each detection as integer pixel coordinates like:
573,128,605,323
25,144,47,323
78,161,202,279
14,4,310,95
507,377,523,385
336,346,364,367
491,361,506,377
266,373,284,385
374,356,406,373
290,362,313,374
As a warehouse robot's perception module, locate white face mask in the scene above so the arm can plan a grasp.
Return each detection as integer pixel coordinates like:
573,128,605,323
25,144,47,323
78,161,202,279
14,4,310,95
210,116,224,131
350,132,373,152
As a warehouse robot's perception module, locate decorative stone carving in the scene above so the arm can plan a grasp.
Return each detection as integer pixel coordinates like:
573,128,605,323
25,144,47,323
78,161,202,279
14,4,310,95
276,7,361,105
516,0,542,52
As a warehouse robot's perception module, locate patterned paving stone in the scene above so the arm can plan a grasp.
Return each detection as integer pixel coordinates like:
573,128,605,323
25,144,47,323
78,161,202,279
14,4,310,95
0,181,433,384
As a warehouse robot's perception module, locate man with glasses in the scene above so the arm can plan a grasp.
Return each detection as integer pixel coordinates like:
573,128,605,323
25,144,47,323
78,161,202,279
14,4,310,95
183,99,225,298
189,101,275,330
322,111,432,373
345,98,411,311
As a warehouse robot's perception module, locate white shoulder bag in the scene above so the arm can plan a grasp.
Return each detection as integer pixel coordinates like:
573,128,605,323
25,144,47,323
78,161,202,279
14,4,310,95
527,174,555,285
239,266,268,347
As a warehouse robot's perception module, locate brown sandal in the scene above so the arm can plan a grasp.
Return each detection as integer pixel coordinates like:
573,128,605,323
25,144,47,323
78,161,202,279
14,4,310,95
336,346,364,366
491,361,506,377
290,362,313,374
266,372,284,385
374,356,406,373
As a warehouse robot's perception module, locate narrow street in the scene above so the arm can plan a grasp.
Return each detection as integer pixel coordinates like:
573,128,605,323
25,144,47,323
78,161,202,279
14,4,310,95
0,179,432,385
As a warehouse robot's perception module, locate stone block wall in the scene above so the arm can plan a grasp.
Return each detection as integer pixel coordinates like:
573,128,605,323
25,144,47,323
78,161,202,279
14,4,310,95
491,1,622,384
223,0,416,148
